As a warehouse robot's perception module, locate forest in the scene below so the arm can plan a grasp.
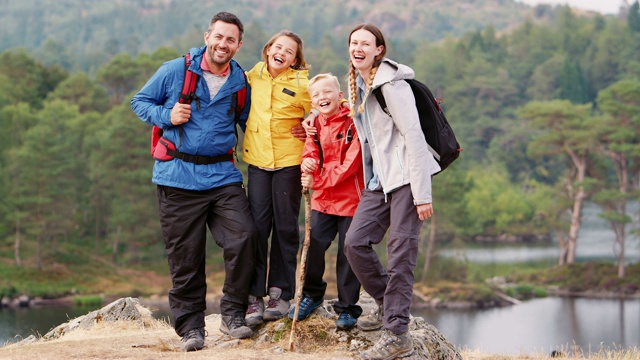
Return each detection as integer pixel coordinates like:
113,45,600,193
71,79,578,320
0,0,639,297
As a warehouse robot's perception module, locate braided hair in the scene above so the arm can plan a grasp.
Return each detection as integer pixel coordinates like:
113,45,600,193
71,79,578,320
347,23,387,117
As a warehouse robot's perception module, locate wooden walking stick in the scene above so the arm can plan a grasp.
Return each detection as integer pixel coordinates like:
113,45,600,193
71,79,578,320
289,187,311,352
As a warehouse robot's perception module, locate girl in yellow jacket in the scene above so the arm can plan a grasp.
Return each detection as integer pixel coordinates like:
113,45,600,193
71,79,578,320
243,30,312,325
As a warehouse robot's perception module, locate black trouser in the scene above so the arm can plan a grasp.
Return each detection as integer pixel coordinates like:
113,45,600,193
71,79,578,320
303,210,362,318
157,183,256,336
247,165,302,301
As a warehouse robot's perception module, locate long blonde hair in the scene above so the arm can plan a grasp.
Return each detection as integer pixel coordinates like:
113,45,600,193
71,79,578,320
347,24,387,117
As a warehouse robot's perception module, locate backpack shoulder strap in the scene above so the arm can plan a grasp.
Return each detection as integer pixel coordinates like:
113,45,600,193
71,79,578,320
229,72,248,161
312,117,324,170
233,73,248,122
372,86,391,117
179,53,199,106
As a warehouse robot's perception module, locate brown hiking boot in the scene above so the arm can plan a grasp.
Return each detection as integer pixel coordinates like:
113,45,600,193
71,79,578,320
360,329,413,360
357,303,383,331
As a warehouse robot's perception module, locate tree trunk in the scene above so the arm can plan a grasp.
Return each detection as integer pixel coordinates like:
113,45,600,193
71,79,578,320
95,203,100,256
112,225,121,266
421,214,436,283
36,184,43,271
615,224,625,278
557,232,568,266
566,152,587,264
14,215,22,267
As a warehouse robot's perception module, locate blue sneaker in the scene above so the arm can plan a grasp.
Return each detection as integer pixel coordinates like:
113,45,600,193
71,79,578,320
336,312,357,330
288,295,322,321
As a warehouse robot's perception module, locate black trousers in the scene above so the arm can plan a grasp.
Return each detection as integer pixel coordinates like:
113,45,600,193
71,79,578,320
247,165,302,301
303,210,362,317
157,183,256,336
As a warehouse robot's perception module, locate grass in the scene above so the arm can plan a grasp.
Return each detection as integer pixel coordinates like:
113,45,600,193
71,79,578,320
507,262,640,294
72,294,103,306
462,346,640,359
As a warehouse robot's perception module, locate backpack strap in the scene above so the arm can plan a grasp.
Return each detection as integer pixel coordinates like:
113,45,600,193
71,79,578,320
176,53,199,148
312,117,324,170
372,86,392,118
179,53,199,108
228,73,248,161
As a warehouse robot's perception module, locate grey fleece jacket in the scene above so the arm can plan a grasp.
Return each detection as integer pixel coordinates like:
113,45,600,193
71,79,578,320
352,58,440,205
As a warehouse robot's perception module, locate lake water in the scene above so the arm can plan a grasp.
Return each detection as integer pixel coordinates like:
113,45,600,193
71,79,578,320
414,297,640,355
2,297,638,356
1,203,638,354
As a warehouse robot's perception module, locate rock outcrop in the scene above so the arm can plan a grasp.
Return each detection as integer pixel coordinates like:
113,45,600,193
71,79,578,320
13,294,462,359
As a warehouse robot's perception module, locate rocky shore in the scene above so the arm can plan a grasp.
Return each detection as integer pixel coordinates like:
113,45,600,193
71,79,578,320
1,294,463,360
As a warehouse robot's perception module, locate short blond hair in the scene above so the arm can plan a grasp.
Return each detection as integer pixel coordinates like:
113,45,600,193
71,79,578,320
308,73,341,93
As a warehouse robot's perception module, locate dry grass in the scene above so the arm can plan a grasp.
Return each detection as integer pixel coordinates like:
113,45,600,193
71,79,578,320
1,313,638,360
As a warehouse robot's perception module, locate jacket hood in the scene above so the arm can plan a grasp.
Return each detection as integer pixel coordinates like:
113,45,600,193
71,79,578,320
372,58,415,89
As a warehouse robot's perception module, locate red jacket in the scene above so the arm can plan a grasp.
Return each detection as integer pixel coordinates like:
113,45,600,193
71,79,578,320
302,106,364,216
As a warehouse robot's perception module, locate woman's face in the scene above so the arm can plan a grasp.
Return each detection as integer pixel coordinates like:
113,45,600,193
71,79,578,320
349,29,383,72
266,35,298,77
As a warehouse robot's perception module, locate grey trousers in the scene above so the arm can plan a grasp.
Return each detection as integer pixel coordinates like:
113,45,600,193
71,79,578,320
344,184,422,335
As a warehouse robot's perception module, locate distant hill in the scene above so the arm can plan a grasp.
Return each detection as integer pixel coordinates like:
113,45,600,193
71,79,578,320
1,0,542,72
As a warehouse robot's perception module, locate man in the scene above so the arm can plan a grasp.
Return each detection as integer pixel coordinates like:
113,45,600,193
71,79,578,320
131,12,256,351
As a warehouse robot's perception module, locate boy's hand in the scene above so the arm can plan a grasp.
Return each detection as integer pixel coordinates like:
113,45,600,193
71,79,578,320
301,158,317,173
301,173,314,188
171,103,191,125
291,124,307,141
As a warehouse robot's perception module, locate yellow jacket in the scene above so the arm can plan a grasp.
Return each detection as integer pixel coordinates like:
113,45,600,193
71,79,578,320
242,62,311,168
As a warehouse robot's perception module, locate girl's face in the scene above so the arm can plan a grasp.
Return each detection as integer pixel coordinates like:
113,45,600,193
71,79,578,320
267,35,298,77
349,29,383,73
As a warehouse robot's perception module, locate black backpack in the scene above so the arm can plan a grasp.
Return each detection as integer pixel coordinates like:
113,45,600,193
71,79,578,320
373,79,462,174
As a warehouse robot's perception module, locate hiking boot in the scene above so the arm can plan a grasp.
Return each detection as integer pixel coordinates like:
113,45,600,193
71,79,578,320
245,295,265,326
360,329,413,360
263,287,290,321
181,327,205,352
288,295,323,321
220,315,254,339
357,303,383,331
336,312,357,330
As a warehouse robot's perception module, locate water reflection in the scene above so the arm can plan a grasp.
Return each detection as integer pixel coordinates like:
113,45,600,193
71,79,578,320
2,297,638,355
413,297,640,355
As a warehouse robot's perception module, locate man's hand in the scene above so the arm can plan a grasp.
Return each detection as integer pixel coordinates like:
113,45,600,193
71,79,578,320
301,158,318,174
301,172,314,188
291,124,307,141
171,103,191,125
417,203,433,221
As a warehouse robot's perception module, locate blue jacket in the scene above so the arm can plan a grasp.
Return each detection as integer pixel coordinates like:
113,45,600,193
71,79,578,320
131,46,251,190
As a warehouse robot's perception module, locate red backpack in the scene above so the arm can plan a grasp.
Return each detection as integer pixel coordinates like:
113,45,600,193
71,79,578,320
150,53,247,164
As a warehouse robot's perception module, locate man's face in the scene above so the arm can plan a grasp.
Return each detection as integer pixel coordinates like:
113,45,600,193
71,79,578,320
203,21,242,68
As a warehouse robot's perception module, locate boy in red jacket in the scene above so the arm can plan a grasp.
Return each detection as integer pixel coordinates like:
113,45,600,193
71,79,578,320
289,73,364,329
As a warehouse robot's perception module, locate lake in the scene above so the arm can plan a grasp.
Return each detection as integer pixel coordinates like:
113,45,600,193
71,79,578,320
1,297,638,356
1,202,638,354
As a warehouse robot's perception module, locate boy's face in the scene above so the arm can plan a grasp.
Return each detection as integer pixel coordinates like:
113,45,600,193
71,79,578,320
309,78,343,117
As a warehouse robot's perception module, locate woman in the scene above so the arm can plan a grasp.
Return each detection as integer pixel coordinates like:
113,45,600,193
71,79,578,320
343,23,440,360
